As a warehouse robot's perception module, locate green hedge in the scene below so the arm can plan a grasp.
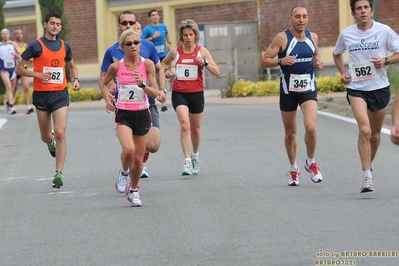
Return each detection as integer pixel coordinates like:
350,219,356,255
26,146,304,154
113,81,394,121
227,74,346,98
223,66,399,98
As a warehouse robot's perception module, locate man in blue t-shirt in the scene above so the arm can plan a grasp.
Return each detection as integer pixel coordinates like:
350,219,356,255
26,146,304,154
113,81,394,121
99,11,166,184
142,9,171,61
142,9,171,111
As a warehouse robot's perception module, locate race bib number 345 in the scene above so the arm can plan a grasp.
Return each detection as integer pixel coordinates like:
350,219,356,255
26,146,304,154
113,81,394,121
289,74,311,92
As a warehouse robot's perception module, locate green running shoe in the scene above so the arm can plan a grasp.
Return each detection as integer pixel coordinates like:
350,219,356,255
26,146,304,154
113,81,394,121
52,171,64,188
47,131,56,157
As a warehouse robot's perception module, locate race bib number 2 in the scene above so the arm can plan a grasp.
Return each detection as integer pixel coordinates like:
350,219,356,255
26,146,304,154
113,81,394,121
350,62,377,82
119,85,144,102
43,67,64,84
289,74,311,92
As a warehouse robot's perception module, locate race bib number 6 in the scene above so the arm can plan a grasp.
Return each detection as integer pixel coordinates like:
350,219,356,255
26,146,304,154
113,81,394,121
176,64,198,80
289,74,311,92
350,62,376,82
43,67,64,84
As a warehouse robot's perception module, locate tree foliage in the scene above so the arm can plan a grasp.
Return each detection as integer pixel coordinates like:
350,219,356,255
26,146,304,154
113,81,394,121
38,0,68,39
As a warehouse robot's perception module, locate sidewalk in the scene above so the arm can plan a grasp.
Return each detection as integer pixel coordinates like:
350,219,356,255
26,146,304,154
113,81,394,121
9,90,347,112
7,90,393,126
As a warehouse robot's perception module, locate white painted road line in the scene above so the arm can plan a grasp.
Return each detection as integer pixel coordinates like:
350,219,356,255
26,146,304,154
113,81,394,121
318,110,391,135
0,118,6,130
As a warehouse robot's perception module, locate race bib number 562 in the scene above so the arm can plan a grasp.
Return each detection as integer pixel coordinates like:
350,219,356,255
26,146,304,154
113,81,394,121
350,62,376,82
42,67,64,84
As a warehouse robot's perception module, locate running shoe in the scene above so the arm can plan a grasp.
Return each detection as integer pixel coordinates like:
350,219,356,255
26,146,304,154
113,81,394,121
287,169,300,186
26,107,34,114
116,169,129,193
47,132,56,157
4,100,10,113
143,150,150,163
125,185,130,195
127,189,142,207
7,107,17,115
52,171,64,188
304,162,322,183
182,161,193,175
191,155,200,175
360,177,374,193
140,166,149,178
161,105,168,112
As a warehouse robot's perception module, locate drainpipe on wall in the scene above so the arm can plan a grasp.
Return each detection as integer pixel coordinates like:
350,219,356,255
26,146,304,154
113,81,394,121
373,0,379,21
257,0,269,80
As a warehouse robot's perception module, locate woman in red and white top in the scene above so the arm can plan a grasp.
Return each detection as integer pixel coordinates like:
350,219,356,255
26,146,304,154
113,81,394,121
100,29,158,207
162,19,220,176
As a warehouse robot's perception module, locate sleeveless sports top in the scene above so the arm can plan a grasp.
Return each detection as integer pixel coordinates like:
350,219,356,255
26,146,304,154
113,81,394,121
0,41,17,70
278,29,316,94
172,45,204,93
33,38,67,91
115,57,149,111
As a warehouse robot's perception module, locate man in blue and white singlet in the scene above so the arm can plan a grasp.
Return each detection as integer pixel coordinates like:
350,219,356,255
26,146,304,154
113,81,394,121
261,6,324,187
333,0,399,193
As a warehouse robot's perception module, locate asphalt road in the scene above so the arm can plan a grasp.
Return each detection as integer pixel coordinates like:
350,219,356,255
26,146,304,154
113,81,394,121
0,100,398,266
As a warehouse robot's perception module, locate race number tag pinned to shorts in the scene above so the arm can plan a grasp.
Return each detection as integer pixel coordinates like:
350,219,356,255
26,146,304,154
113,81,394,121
350,62,377,82
289,74,311,92
43,67,64,84
119,84,144,102
4,60,15,68
176,64,198,80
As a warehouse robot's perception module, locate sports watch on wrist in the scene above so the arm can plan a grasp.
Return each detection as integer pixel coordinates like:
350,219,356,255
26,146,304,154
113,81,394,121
385,57,391,65
159,88,167,93
203,59,209,67
139,82,146,89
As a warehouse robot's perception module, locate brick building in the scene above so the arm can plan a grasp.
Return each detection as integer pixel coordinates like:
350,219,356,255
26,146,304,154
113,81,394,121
4,0,399,87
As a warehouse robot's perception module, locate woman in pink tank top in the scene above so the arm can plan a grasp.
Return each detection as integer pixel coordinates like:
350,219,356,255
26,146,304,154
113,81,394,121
99,29,158,207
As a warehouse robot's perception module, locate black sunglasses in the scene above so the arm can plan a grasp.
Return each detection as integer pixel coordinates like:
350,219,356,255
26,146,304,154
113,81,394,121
124,40,140,47
120,21,136,26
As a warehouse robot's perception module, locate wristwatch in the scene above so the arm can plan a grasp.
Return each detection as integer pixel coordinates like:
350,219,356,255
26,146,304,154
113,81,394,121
159,88,167,93
139,82,146,89
385,57,391,65
203,59,209,67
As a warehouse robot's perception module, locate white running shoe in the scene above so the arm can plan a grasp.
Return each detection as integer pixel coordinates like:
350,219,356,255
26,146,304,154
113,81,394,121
115,169,128,193
4,100,9,113
140,167,149,178
7,107,17,115
360,177,374,193
191,155,200,175
182,161,193,175
127,189,142,207
287,169,300,186
304,162,322,183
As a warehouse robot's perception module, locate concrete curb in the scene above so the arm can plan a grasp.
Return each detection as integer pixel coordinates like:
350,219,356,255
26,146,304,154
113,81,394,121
6,90,393,127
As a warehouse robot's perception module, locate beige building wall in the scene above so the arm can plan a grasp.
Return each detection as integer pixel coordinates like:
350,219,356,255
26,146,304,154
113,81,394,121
5,0,397,83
